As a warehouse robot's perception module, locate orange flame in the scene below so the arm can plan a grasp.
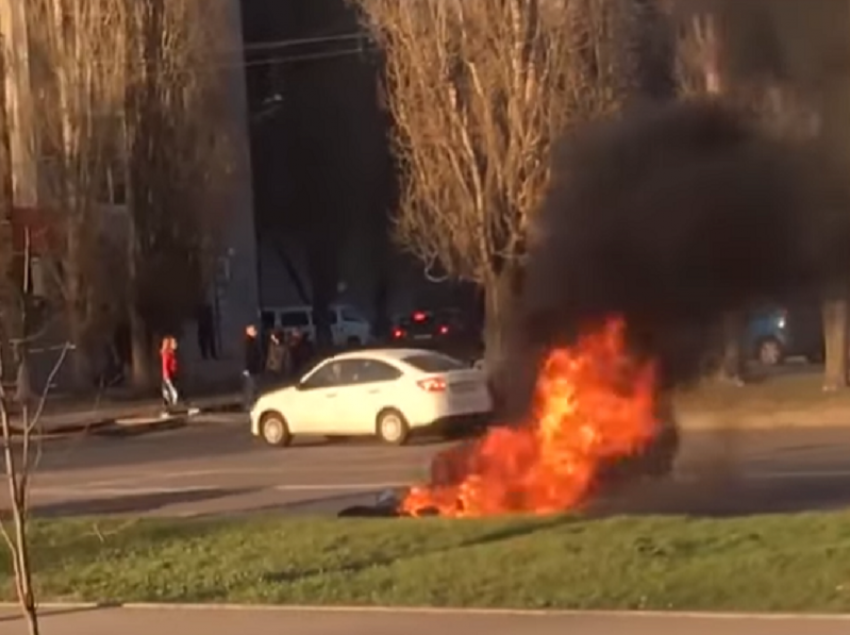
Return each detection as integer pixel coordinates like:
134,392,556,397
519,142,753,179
400,317,659,518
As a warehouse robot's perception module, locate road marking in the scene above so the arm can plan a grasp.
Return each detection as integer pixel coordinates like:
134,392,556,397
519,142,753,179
30,485,219,497
24,469,850,503
274,483,408,492
678,469,850,482
746,469,850,480
32,470,850,498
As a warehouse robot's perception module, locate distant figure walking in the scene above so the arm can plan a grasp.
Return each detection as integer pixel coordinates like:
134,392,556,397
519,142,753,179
265,329,290,380
160,336,181,414
243,324,263,409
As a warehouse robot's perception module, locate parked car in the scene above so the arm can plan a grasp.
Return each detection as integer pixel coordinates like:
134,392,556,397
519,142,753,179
745,305,824,365
260,304,372,347
250,348,493,447
390,308,483,361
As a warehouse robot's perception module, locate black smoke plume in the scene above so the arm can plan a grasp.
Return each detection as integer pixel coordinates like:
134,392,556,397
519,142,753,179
505,100,850,414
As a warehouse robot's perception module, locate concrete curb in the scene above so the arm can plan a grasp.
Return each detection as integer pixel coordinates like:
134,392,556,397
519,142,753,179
92,416,188,438
199,402,243,414
8,415,186,442
1,602,848,621
5,418,118,442
6,400,241,442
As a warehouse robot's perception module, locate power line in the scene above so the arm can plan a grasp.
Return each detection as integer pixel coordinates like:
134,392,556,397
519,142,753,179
6,45,379,121
241,31,369,53
243,46,377,69
45,43,380,84
148,46,379,79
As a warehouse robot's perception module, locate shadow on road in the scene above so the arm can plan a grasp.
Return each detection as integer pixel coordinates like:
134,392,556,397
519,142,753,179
30,487,261,518
33,425,256,474
35,423,457,475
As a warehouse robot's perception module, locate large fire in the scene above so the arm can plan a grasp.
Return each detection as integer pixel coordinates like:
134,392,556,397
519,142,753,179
401,318,660,518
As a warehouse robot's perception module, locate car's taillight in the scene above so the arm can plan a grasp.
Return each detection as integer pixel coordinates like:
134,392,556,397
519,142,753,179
417,377,447,392
392,328,404,339
438,324,449,335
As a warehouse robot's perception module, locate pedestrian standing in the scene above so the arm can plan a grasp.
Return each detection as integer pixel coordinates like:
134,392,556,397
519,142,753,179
243,324,263,409
281,331,295,378
265,329,287,379
290,329,315,376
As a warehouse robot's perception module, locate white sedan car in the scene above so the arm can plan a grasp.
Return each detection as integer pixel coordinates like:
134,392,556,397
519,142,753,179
250,348,493,446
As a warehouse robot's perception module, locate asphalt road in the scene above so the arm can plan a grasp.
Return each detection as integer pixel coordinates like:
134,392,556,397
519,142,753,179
1,607,848,635
7,413,850,518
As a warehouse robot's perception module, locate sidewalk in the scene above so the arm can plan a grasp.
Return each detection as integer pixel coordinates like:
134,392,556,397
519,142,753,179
0,606,848,635
6,392,242,435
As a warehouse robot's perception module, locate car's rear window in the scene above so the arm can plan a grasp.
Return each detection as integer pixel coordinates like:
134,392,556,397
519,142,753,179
403,353,467,373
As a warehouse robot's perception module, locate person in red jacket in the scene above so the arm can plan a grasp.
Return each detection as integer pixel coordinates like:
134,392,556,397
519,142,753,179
160,336,180,413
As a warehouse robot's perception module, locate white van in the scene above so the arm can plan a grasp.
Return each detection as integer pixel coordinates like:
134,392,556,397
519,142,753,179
260,304,373,346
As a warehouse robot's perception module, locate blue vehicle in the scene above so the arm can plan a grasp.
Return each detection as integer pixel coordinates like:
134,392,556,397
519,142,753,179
745,305,824,365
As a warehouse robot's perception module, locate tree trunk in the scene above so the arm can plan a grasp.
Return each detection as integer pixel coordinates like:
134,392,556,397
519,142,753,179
372,276,390,341
482,267,524,419
483,271,512,369
128,305,153,391
822,298,848,391
65,222,92,391
307,239,337,351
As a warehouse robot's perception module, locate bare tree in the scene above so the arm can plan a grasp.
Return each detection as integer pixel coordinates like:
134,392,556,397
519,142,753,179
355,0,638,363
122,0,237,388
23,0,131,391
0,3,235,630
668,3,755,383
674,0,844,388
1,30,74,634
0,342,70,635
20,0,235,391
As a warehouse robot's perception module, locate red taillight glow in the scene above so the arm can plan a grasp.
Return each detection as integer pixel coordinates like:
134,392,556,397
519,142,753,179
392,328,404,339
413,311,427,322
417,377,447,392
438,324,449,335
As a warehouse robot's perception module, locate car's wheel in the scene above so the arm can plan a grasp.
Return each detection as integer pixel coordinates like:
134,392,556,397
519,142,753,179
756,337,784,366
260,412,292,447
376,409,410,446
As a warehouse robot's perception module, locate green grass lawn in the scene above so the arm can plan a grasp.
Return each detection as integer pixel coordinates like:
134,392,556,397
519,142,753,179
7,512,850,612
